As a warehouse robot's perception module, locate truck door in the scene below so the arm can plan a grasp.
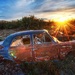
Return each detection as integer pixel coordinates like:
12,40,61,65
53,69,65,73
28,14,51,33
33,32,58,61
9,35,32,62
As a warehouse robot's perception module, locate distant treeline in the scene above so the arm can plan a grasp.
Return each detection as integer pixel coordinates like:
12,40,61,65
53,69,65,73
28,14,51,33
0,16,75,35
0,16,54,30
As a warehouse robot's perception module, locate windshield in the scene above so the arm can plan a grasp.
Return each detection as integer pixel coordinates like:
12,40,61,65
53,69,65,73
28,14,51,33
52,36,61,43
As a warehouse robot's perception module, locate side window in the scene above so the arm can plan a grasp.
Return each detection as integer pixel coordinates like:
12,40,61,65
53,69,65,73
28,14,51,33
44,33,52,42
11,35,30,47
33,33,44,44
33,32,52,44
22,35,30,45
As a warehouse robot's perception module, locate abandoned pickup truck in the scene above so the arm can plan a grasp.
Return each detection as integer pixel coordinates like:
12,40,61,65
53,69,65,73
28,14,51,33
0,29,75,62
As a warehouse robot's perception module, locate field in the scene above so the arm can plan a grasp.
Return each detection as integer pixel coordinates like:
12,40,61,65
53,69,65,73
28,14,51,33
0,29,75,75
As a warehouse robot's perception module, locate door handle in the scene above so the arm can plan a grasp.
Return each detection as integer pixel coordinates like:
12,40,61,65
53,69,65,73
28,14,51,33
33,48,38,50
62,46,72,48
62,46,66,48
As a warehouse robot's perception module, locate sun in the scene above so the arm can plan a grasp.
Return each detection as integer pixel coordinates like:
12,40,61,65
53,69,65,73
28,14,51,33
54,17,67,23
53,17,71,38
57,18,66,22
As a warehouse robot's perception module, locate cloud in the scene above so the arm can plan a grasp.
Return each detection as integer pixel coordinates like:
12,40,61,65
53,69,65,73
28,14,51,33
32,0,75,13
14,0,35,9
0,0,75,20
36,8,75,20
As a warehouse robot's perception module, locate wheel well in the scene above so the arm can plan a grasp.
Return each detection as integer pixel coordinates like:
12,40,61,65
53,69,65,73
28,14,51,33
0,55,14,63
66,51,75,57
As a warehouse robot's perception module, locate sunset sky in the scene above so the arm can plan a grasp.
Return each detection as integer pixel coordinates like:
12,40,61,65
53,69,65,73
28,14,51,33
0,0,75,21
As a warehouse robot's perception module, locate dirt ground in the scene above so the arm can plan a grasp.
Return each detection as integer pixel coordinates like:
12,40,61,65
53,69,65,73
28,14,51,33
0,29,75,75
0,29,17,37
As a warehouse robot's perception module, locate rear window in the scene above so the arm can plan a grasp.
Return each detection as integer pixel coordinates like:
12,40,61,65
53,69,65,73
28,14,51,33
11,35,31,47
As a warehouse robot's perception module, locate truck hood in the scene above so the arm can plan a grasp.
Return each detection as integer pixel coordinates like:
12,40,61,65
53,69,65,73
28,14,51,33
59,40,75,50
